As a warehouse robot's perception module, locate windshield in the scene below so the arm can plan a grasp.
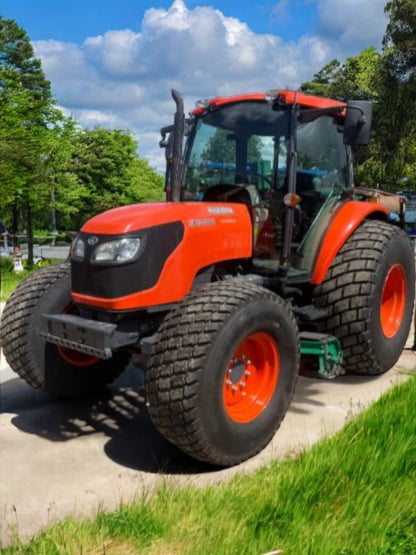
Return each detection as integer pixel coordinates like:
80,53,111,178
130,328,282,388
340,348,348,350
184,101,290,200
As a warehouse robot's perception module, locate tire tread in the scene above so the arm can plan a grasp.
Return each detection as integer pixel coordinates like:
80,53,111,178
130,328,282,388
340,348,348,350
146,281,299,465
314,220,413,374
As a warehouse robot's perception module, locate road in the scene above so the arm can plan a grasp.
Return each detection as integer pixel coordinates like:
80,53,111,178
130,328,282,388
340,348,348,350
1,342,416,546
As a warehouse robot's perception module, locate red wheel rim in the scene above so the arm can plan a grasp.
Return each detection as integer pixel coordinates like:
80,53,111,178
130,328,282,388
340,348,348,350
380,264,407,339
223,332,279,423
58,346,100,367
57,304,100,367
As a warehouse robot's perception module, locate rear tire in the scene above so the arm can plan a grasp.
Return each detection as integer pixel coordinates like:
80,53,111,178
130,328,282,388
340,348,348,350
146,281,299,466
313,220,415,375
1,264,130,396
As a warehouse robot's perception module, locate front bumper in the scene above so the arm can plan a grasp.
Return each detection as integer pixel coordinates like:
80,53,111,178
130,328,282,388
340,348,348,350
40,313,139,360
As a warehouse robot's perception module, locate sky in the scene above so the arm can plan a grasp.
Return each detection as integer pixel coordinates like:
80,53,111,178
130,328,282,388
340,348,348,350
1,0,389,171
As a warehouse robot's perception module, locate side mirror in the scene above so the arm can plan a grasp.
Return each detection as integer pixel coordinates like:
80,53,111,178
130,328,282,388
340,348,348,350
343,100,373,146
160,125,174,157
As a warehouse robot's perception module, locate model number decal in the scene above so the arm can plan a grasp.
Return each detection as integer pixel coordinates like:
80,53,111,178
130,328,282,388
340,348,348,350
189,218,216,227
207,206,234,215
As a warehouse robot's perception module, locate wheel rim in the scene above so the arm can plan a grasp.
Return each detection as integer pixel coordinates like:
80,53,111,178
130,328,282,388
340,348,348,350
57,304,100,367
380,264,407,339
223,332,280,423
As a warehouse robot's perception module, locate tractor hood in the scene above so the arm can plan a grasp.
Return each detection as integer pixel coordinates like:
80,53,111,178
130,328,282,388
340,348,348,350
72,202,252,311
82,202,190,235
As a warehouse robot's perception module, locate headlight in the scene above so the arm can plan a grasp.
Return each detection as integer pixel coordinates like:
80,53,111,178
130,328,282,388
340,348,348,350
70,236,85,260
91,238,142,264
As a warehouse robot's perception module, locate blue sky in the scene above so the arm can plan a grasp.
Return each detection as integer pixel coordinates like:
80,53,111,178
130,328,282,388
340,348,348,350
2,0,389,169
2,1,319,43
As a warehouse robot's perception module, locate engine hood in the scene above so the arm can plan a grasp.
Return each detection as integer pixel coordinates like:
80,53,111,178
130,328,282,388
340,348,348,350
73,201,253,310
81,202,251,235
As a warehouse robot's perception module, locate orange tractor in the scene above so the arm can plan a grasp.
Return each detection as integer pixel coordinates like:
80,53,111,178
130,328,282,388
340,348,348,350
2,89,414,466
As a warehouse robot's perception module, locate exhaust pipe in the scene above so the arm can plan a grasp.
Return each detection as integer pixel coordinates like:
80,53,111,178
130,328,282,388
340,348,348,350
170,89,185,202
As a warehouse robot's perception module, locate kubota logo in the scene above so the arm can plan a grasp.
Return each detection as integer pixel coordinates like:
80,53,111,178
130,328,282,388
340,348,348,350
207,206,234,215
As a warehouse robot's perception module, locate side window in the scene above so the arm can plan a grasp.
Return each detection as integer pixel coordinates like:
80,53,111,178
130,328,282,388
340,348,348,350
289,116,349,275
246,135,273,195
297,116,348,194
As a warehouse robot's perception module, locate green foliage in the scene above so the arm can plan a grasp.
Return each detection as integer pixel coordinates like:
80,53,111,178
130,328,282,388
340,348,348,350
66,127,164,229
0,16,65,264
201,128,263,165
0,256,14,273
201,129,236,163
300,24,416,191
384,0,416,76
1,259,35,301
0,258,60,301
0,17,163,237
2,375,416,554
301,59,341,97
301,48,381,101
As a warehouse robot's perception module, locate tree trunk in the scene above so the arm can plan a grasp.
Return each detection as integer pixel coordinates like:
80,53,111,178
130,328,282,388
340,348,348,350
27,202,34,267
12,200,19,250
51,187,57,231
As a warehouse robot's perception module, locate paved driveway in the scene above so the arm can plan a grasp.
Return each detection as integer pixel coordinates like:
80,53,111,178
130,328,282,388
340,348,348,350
1,348,416,546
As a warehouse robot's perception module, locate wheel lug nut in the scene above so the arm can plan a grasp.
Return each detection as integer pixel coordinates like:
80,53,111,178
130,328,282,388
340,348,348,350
245,370,251,377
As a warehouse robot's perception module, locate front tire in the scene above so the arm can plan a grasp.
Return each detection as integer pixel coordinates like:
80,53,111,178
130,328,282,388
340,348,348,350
313,220,415,375
146,281,299,466
1,264,130,396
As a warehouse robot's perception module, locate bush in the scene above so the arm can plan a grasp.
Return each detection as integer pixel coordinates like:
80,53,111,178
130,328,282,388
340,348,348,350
0,256,14,273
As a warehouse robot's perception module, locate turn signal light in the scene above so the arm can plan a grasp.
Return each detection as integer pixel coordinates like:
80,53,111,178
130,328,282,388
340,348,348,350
283,193,301,207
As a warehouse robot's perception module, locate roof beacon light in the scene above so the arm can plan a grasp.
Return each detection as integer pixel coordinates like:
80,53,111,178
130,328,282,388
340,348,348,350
195,98,210,109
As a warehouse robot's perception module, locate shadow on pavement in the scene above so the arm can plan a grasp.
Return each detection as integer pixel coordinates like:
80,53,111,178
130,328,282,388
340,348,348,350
2,364,218,475
2,360,388,475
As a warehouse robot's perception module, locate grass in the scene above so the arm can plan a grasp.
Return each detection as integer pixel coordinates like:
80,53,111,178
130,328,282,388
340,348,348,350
1,267,36,302
2,374,416,554
0,259,61,302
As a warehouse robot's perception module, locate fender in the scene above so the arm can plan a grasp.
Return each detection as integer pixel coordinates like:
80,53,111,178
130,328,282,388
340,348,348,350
71,202,252,310
310,200,388,285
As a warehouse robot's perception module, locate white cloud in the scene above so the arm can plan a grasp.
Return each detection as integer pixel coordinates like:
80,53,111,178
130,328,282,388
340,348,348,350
316,0,388,51
33,1,386,171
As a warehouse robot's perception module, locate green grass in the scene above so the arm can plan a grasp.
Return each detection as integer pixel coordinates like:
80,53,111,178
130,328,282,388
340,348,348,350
2,375,416,554
1,259,61,302
1,268,36,302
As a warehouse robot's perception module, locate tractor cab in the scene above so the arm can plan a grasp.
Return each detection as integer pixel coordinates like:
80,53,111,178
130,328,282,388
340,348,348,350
161,90,372,282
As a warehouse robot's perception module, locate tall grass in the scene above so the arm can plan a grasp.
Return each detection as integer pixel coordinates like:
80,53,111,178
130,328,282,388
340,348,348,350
2,375,416,554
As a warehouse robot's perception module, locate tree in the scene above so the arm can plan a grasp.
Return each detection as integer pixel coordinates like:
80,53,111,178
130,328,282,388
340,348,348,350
0,16,56,264
0,17,164,243
300,59,341,97
301,49,381,101
375,0,416,189
201,129,263,164
68,127,163,228
39,116,91,232
384,0,416,76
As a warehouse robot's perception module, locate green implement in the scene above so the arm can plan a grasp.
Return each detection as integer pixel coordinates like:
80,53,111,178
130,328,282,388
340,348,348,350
300,332,344,379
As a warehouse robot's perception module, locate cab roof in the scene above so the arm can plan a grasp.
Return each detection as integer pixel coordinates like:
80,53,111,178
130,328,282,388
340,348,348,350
193,89,347,120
